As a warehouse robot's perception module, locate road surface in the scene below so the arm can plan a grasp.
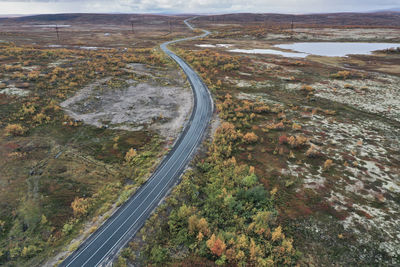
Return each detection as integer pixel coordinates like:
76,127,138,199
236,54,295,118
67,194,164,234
60,18,213,267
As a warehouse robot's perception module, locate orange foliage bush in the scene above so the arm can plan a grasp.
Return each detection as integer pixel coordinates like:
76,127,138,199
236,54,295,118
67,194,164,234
243,132,258,144
206,234,226,257
287,135,308,148
331,70,351,79
323,159,333,170
267,121,285,130
300,85,314,93
305,144,320,158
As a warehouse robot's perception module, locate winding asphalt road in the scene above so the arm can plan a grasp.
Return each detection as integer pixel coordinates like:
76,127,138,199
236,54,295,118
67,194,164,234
60,18,213,267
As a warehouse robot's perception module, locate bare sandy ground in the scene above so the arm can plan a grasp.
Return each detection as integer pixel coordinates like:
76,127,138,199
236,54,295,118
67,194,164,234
61,64,192,140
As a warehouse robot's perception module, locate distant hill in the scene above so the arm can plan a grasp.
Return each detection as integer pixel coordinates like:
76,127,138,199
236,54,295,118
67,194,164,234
195,12,400,27
373,8,400,13
0,13,188,25
1,12,399,27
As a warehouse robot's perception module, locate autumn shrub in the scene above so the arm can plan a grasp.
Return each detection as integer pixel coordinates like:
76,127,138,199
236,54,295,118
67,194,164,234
125,148,137,162
305,144,321,158
44,100,61,112
188,215,210,236
344,83,354,89
209,122,240,159
287,135,308,148
21,103,36,115
27,71,40,81
323,159,333,170
254,104,270,113
71,197,90,217
243,132,258,144
33,113,50,124
267,121,285,130
292,122,302,131
300,85,314,93
206,234,226,257
330,70,351,79
4,124,27,136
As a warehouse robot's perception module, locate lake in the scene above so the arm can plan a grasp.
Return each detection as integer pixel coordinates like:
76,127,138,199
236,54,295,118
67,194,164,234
229,48,308,58
229,42,400,57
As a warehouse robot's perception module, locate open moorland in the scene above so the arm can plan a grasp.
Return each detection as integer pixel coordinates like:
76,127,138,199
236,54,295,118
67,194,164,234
0,12,399,267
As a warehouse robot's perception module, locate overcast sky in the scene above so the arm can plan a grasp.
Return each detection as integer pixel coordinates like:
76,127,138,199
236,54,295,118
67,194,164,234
0,0,398,15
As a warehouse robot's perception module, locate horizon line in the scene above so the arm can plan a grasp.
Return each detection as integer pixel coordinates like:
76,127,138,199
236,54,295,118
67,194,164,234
0,9,399,18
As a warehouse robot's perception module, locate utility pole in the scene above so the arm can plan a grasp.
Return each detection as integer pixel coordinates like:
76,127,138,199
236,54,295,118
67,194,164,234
264,17,268,30
168,19,172,33
55,24,60,43
131,21,134,34
290,19,294,39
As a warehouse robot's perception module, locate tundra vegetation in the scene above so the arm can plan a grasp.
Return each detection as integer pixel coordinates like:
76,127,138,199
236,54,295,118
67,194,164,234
116,14,400,266
0,13,400,267
0,27,180,265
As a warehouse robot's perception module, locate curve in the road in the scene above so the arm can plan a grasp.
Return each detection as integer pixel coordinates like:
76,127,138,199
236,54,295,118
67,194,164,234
59,17,213,267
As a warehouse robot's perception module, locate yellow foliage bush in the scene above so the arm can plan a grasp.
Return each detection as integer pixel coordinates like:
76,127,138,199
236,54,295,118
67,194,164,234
125,148,137,162
33,113,50,124
271,225,284,242
21,103,36,115
4,124,27,136
331,70,351,79
27,71,40,81
71,197,90,217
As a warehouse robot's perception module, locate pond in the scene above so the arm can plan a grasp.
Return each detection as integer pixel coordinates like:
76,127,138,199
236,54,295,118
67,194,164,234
196,44,234,48
229,48,308,58
275,42,400,57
